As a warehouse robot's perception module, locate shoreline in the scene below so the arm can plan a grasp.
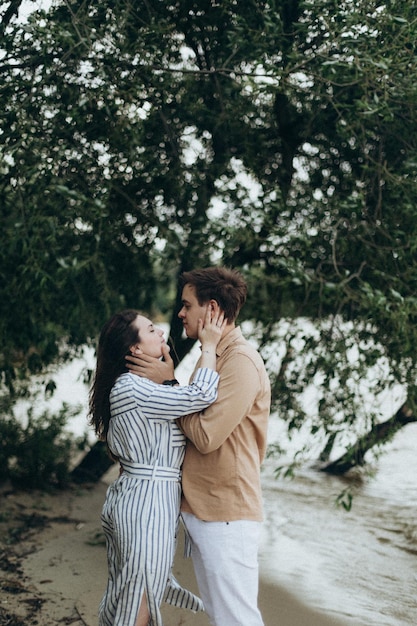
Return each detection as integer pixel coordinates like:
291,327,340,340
0,475,358,626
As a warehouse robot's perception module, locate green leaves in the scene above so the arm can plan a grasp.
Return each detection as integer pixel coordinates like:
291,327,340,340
1,0,417,470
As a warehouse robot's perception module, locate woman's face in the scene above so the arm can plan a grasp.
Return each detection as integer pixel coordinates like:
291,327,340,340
131,315,166,359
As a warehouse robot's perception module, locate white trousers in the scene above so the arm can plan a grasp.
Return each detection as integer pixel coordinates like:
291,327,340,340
182,512,264,626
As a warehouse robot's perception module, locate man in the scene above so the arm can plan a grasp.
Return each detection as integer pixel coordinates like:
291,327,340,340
127,267,271,626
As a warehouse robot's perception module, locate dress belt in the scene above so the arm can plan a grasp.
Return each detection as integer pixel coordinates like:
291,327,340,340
121,461,181,481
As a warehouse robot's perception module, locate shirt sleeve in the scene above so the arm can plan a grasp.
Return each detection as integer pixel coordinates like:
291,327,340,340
112,368,219,421
178,352,261,453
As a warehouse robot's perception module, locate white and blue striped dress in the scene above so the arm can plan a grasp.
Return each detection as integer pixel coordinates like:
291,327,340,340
98,367,219,626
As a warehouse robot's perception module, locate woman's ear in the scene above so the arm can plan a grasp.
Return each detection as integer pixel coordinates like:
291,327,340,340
130,344,142,355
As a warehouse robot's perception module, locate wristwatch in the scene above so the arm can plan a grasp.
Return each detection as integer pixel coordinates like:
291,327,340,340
162,379,179,386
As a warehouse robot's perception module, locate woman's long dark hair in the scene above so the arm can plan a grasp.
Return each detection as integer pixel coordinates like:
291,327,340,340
89,309,141,440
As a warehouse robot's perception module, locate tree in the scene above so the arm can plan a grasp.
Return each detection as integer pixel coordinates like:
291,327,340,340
1,0,417,477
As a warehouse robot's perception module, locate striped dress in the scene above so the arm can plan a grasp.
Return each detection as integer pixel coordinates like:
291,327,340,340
98,367,219,626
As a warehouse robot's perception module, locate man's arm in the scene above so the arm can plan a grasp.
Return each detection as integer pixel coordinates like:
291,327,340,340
125,344,175,384
179,353,260,454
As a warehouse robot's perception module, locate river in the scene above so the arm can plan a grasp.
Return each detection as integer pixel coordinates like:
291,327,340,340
260,423,417,626
24,343,417,626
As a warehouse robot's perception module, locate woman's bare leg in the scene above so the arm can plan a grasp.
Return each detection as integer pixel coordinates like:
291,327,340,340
134,593,150,626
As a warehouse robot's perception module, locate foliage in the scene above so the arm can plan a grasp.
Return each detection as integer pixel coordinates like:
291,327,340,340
0,404,87,489
335,487,354,512
1,0,417,471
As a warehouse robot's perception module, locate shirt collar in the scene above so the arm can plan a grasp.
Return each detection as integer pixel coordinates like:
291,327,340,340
215,326,242,357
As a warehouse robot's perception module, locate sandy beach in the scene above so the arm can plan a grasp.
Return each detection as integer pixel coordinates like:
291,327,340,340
0,467,356,626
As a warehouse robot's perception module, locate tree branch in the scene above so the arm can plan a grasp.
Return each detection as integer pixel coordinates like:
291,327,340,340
321,402,416,475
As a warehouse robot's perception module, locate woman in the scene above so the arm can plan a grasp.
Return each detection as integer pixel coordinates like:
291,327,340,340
89,307,224,626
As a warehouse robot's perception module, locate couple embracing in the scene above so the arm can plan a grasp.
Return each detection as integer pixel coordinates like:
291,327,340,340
89,266,271,626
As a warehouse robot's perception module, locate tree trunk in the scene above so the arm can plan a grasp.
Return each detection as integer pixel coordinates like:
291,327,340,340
71,441,115,484
321,402,417,475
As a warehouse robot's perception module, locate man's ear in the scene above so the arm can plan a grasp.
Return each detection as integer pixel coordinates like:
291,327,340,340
209,299,219,313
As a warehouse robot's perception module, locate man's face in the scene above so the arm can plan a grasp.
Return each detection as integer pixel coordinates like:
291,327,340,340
178,283,207,340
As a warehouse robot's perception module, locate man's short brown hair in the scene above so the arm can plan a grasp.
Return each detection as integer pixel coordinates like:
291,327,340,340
180,267,247,323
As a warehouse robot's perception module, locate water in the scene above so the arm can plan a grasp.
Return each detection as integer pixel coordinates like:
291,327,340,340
260,424,417,626
20,345,417,626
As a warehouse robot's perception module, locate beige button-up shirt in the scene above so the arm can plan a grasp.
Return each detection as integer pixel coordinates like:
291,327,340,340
179,326,271,522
